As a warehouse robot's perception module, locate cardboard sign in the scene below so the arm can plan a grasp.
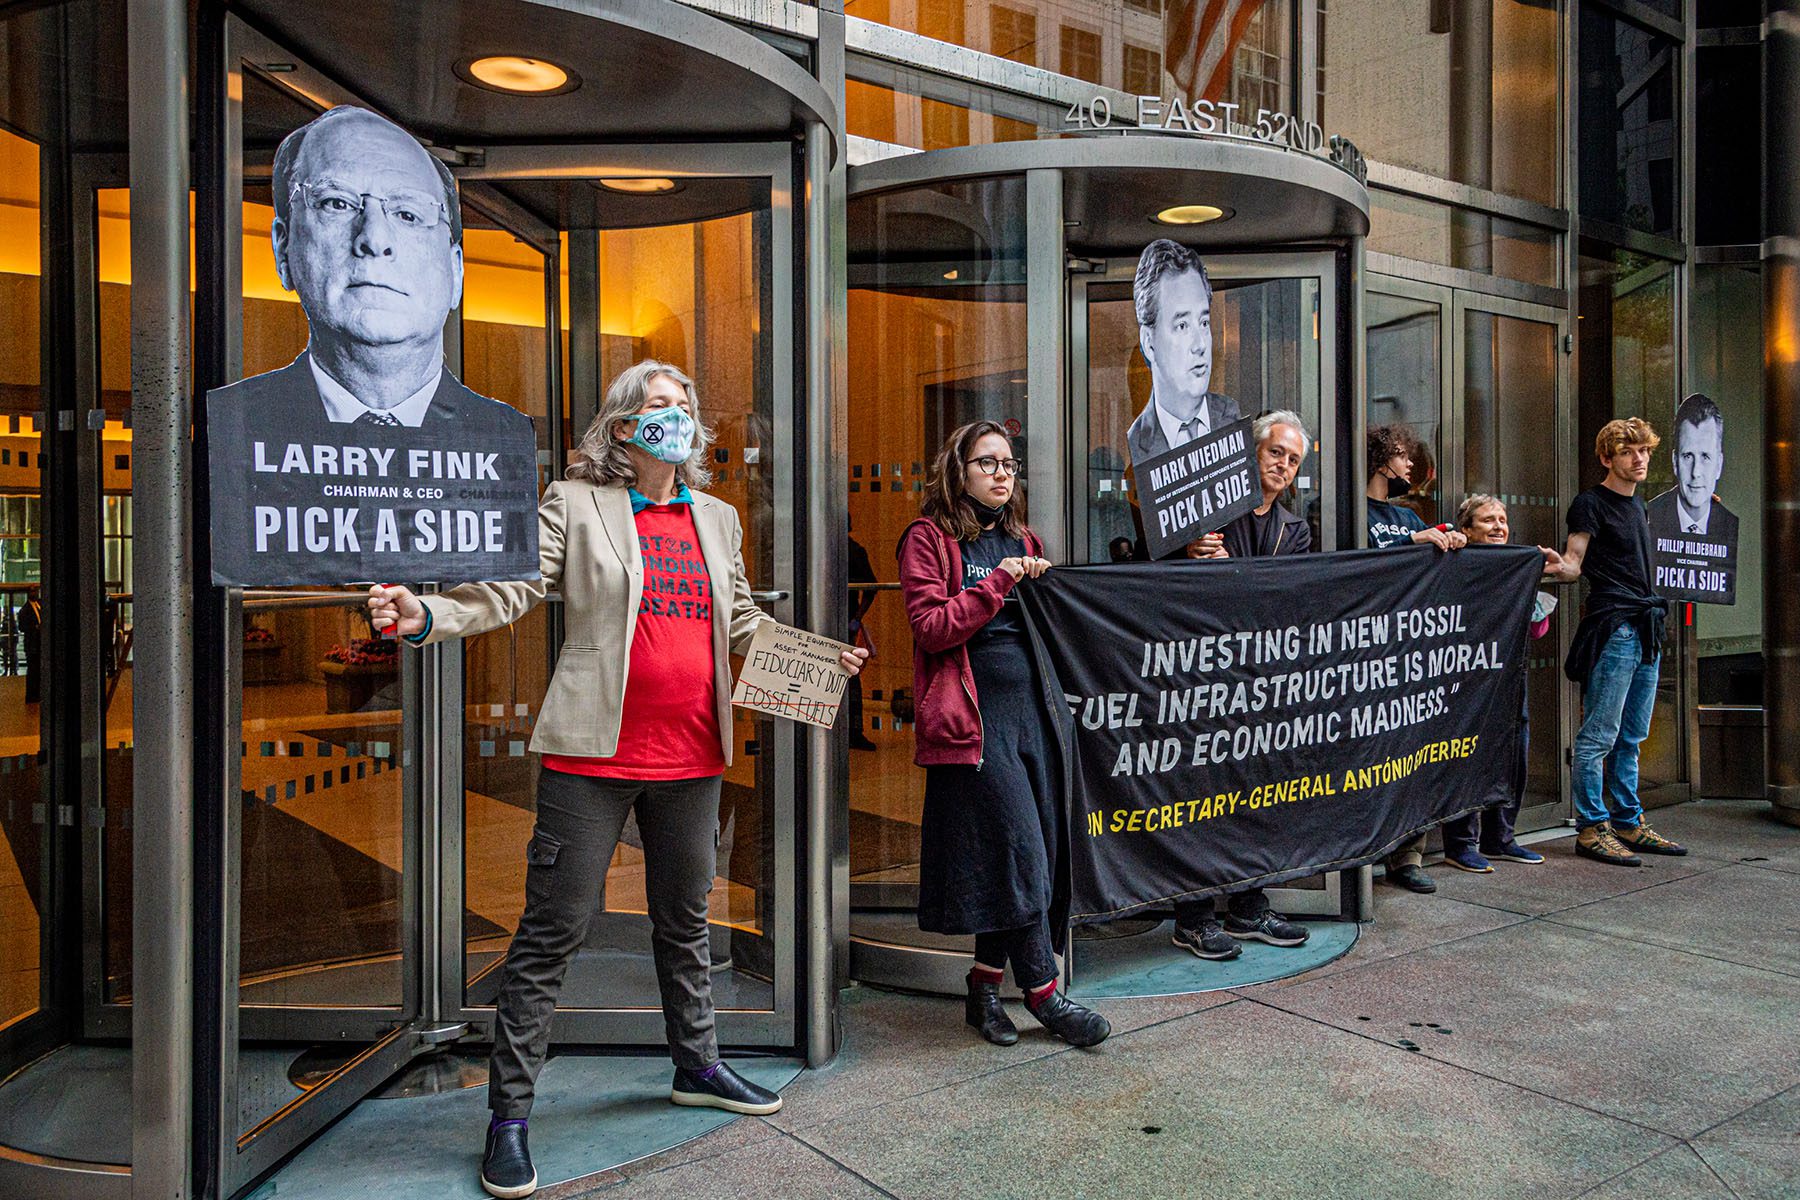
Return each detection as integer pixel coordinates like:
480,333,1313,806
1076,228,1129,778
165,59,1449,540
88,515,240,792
1134,416,1259,559
732,621,854,728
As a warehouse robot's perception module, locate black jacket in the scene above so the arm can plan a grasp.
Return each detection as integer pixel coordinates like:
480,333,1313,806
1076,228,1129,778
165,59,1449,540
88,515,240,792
1220,500,1311,559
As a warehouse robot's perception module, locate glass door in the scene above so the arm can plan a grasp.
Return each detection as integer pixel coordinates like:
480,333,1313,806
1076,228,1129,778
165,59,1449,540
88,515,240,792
443,143,800,1049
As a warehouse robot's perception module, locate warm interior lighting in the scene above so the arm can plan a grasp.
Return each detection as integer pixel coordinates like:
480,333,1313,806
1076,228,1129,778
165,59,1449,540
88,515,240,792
942,269,959,280
462,56,576,95
597,178,680,194
1153,204,1229,225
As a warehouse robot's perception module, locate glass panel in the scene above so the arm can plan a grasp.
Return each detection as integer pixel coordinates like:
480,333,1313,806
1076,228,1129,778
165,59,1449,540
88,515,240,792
846,77,1043,152
463,198,780,1014
1318,0,1561,206
1690,263,1763,701
1578,8,1679,239
1461,309,1561,809
1576,244,1682,793
845,177,1026,944
846,0,1290,109
0,126,44,1039
1366,290,1444,526
1697,45,1761,247
1368,191,1561,289
1085,272,1323,560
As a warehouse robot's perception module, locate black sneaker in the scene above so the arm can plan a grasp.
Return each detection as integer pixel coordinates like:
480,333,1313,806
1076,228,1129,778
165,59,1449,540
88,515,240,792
481,1120,536,1199
1223,909,1310,947
671,1062,783,1115
1171,918,1243,960
1387,864,1437,893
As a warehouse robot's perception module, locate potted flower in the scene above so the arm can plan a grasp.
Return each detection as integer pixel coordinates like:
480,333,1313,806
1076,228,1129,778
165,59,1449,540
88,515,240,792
319,636,400,713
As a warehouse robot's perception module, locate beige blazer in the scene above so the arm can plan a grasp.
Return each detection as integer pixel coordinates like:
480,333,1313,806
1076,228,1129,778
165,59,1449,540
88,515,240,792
417,478,769,762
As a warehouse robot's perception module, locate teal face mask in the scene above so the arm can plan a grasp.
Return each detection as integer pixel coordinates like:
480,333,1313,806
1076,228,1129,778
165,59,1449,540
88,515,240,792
627,405,696,464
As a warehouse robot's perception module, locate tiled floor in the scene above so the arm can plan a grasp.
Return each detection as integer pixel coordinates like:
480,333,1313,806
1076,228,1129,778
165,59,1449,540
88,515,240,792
559,799,1800,1200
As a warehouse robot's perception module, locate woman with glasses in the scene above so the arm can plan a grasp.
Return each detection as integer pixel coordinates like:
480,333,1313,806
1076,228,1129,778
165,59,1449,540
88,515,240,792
898,420,1110,1049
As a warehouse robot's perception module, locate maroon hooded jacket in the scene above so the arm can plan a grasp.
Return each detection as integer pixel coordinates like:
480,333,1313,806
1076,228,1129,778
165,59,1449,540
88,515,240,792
897,516,1045,767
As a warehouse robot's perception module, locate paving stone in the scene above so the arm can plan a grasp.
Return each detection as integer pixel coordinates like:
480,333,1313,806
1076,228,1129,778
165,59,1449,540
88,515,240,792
1242,894,1530,993
1266,922,1800,1138
561,1127,888,1200
1579,1145,1736,1199
1690,1082,1800,1200
1424,833,1726,917
1640,799,1800,875
1547,863,1800,978
790,1000,1671,1200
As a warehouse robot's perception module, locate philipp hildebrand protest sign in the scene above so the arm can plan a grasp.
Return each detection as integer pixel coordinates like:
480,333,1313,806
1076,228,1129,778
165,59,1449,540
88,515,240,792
1134,417,1259,560
1648,392,1738,605
1018,545,1542,922
206,104,539,586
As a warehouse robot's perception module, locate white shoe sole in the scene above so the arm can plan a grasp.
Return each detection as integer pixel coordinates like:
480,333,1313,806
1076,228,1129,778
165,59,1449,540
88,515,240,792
1444,860,1494,873
1225,928,1309,947
481,1169,537,1199
670,1088,783,1116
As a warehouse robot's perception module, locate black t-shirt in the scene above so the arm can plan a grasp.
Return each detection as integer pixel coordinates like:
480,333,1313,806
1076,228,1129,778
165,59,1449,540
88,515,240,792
959,525,1027,643
1367,497,1428,548
1567,485,1654,603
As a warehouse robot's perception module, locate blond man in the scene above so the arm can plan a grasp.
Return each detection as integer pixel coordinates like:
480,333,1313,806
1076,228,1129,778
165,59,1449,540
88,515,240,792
1544,418,1688,865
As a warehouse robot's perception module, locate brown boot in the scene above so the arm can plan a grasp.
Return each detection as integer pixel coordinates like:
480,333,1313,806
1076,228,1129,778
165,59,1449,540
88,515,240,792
1575,823,1641,867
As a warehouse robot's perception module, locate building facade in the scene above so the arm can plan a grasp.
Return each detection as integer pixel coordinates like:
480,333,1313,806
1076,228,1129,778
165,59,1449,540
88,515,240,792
0,0,1782,1197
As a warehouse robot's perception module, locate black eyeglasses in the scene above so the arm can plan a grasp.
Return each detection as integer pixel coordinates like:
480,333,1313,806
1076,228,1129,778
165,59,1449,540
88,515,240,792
965,455,1022,478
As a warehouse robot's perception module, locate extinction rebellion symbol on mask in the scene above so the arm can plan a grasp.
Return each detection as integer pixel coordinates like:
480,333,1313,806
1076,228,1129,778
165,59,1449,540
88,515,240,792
643,424,665,444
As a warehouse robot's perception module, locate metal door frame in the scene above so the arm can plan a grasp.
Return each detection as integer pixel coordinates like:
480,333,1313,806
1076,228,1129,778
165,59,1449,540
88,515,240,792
440,141,803,1050
1450,288,1575,832
1067,248,1345,918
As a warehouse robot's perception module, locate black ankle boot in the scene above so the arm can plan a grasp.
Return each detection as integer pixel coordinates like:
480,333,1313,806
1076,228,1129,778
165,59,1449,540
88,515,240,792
965,973,1020,1045
1024,986,1110,1048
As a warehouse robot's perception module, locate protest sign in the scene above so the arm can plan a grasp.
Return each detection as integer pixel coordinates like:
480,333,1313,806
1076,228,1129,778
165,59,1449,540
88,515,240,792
1133,417,1259,559
1648,392,1738,605
732,621,855,728
1017,545,1541,922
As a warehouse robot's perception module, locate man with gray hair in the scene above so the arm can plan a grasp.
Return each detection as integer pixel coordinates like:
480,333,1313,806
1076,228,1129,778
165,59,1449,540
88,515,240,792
1169,407,1314,959
212,104,523,440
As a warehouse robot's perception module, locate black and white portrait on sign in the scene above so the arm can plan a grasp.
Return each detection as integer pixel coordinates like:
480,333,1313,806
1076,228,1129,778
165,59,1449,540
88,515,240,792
1649,392,1739,605
207,105,540,586
1124,239,1243,467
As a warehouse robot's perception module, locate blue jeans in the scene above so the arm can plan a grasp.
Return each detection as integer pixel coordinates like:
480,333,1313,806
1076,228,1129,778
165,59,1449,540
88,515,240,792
1572,625,1659,831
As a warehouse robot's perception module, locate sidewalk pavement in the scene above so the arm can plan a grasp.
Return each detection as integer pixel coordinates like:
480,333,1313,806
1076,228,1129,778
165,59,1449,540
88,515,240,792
561,799,1800,1200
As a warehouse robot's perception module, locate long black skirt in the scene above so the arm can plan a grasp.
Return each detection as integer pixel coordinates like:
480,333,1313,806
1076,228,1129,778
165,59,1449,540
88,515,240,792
917,635,1067,937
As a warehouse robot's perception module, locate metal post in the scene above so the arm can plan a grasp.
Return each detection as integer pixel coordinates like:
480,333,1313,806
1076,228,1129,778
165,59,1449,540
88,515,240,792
802,118,843,1068
1764,0,1800,827
567,229,602,441
128,0,194,1197
1025,169,1067,561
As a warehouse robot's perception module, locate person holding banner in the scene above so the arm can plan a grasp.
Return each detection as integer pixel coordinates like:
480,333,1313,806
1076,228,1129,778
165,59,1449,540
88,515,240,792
1438,495,1550,871
1169,410,1314,960
1366,424,1466,893
1545,418,1687,867
368,361,866,1200
898,420,1111,1050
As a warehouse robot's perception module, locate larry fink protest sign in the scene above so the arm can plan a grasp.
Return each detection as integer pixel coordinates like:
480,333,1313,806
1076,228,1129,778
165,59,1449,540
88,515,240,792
206,104,539,586
1018,545,1542,922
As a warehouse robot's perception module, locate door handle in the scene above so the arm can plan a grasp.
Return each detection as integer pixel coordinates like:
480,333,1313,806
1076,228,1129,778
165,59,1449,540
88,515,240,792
749,590,790,603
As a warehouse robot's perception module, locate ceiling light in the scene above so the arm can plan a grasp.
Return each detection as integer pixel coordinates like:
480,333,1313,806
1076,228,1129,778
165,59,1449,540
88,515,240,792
597,178,681,194
1152,204,1231,226
458,56,580,96
943,269,960,280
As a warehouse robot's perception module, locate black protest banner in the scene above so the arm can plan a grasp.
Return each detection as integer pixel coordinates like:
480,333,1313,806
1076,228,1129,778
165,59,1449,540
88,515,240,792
1134,417,1259,559
1018,545,1541,923
206,384,541,586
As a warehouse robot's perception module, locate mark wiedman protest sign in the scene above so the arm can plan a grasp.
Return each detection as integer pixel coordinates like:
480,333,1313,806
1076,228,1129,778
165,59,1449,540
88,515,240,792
1018,545,1542,922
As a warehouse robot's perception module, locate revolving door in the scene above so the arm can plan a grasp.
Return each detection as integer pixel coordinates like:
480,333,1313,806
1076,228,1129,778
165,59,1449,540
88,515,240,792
843,136,1370,996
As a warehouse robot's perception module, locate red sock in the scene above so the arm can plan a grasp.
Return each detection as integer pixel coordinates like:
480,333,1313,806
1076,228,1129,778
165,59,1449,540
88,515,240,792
1025,979,1057,1007
970,963,1004,986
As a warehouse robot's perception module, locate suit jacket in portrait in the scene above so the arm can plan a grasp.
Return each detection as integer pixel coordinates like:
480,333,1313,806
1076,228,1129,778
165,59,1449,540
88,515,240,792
1648,488,1739,550
417,479,769,764
207,351,529,445
1124,390,1243,468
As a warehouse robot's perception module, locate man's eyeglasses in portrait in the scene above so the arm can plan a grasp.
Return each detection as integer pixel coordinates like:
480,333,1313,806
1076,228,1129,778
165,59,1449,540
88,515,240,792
292,180,448,232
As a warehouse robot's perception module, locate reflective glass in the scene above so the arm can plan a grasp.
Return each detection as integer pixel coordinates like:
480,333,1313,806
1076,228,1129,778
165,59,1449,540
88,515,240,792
1578,8,1678,238
845,178,1026,944
1366,290,1444,525
1368,191,1561,289
1697,45,1761,247
1318,0,1561,207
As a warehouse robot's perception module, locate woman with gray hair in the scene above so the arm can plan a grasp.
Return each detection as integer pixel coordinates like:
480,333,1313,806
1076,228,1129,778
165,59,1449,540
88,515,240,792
368,360,866,1199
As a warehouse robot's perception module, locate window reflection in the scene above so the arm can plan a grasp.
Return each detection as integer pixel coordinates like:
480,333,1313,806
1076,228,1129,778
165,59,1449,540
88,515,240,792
1578,8,1678,238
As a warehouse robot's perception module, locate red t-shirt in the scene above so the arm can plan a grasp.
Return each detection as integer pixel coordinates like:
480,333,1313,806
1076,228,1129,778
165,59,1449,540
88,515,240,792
542,502,724,780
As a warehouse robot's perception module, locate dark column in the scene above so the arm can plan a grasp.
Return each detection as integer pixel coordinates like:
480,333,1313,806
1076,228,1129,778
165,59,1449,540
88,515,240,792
1765,0,1800,826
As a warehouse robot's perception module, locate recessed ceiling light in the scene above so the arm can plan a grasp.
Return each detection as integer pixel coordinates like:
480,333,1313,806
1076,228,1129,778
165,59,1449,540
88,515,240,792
597,178,681,194
943,269,960,280
458,56,580,96
1153,204,1232,225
